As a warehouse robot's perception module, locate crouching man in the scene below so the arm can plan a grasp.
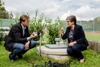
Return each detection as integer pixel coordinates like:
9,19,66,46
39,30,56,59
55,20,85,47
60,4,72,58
4,15,38,61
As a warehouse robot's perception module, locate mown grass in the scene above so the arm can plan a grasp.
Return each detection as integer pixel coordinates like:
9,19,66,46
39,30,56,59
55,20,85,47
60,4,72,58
0,42,31,67
0,42,66,67
86,32,100,42
0,42,100,67
0,33,100,67
70,49,100,67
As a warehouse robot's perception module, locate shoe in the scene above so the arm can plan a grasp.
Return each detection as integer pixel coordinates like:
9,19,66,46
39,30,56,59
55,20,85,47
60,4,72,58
17,54,23,59
9,53,16,61
80,58,85,63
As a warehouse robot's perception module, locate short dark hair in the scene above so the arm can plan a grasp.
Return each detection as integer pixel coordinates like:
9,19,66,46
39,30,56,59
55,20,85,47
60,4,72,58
19,15,29,23
66,15,77,25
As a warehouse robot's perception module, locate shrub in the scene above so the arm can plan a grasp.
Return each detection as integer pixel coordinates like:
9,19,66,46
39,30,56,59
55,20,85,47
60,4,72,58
29,10,46,40
47,17,64,44
0,18,4,43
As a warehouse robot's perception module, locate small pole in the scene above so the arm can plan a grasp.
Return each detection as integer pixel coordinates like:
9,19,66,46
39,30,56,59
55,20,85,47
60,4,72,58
39,33,42,56
93,20,94,32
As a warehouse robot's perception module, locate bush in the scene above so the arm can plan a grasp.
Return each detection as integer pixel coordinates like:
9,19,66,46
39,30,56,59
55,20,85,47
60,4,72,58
29,10,46,40
47,17,64,44
9,11,46,41
9,13,20,28
0,18,4,43
9,11,64,43
0,32,3,43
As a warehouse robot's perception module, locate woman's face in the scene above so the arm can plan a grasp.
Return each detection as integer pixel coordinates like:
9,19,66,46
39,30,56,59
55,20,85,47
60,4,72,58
66,19,74,27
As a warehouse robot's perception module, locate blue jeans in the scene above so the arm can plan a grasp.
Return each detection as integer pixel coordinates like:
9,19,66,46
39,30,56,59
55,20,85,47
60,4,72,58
67,44,87,59
11,40,38,58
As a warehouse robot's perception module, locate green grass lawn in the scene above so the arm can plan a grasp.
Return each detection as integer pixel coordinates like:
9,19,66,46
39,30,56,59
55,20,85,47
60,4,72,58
0,42,60,67
0,33,100,67
0,42,100,67
86,32,100,42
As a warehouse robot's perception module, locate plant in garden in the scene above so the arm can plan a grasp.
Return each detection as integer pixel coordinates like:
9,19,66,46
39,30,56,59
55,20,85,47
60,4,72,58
29,10,46,40
0,18,4,43
9,11,64,43
9,13,22,28
46,17,64,44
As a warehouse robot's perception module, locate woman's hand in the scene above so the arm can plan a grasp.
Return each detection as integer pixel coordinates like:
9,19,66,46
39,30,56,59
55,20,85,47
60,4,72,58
60,27,64,36
68,41,77,46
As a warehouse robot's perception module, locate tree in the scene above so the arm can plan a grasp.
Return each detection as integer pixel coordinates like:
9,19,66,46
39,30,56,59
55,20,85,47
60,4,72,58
94,16,100,31
0,18,4,43
94,17,100,23
0,0,13,19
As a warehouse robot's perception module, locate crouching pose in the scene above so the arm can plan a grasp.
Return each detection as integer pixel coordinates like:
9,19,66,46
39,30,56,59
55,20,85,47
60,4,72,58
4,15,38,61
60,15,88,63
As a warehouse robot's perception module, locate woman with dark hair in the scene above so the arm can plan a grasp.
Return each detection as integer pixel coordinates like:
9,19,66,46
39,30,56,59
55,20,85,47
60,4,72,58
60,15,88,63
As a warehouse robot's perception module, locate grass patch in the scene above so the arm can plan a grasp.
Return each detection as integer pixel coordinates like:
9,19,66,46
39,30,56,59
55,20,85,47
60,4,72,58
0,32,100,67
0,42,68,67
0,43,31,67
0,42,100,67
70,49,100,67
86,32,100,42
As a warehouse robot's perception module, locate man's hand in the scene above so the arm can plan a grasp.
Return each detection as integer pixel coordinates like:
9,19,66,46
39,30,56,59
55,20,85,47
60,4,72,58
68,41,77,46
25,41,30,51
29,34,37,40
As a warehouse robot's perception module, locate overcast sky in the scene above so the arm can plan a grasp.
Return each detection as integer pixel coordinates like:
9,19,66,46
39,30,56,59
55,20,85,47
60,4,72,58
3,0,100,20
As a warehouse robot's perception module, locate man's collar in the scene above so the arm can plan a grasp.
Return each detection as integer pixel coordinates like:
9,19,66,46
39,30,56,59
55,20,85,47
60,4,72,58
21,24,26,29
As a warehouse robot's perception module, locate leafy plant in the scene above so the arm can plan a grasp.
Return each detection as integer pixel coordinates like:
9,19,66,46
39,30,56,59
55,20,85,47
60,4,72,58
47,17,64,44
0,18,4,43
29,10,46,40
9,13,20,28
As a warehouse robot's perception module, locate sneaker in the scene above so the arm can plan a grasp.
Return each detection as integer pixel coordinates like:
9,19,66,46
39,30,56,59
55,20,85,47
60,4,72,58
9,53,16,61
80,58,85,63
17,54,23,59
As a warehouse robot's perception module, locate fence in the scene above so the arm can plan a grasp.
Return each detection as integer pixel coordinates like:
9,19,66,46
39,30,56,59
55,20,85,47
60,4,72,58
0,19,100,32
63,20,100,32
77,21,100,32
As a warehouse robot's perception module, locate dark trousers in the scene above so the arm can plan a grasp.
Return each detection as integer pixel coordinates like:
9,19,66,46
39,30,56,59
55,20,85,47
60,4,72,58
67,44,87,59
10,40,38,58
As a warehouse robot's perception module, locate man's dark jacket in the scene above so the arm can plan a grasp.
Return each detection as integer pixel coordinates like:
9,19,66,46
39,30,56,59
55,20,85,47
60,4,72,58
62,24,89,47
4,22,30,51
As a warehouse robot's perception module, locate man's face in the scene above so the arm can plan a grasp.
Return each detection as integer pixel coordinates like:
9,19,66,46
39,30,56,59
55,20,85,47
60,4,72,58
22,19,29,27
